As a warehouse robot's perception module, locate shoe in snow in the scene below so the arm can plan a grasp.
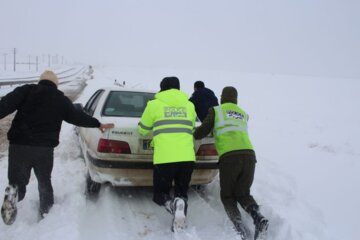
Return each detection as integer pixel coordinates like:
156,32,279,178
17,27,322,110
236,224,248,239
254,218,269,240
165,199,174,215
171,197,186,232
1,185,18,225
39,207,50,220
232,217,248,240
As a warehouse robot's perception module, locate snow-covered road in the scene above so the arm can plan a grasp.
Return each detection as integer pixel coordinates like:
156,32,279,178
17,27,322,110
1,66,359,240
0,123,243,240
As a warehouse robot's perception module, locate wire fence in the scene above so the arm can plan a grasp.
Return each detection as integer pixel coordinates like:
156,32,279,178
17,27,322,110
0,48,70,73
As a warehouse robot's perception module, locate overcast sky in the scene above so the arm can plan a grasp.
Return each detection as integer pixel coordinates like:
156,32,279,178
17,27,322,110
1,0,359,78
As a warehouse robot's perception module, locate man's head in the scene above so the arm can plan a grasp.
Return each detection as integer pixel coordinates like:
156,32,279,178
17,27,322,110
221,86,237,104
160,77,180,91
194,81,205,91
39,70,59,87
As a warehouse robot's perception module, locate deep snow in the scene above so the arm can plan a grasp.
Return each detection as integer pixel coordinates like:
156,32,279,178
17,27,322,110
0,66,359,240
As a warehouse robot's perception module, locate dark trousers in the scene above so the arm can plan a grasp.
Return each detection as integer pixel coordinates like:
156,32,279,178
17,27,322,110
8,144,54,214
153,161,194,206
219,152,258,227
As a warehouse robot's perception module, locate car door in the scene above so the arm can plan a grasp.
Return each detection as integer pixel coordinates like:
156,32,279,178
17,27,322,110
78,89,105,154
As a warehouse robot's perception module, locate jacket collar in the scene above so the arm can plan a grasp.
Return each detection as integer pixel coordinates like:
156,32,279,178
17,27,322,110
38,80,57,88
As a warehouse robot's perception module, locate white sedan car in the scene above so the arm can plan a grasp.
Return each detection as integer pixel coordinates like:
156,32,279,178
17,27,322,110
76,87,218,195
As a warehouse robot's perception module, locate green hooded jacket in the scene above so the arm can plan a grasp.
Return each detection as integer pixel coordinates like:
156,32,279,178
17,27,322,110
138,89,196,164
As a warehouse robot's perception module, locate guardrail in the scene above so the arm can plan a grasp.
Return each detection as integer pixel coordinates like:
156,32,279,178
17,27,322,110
0,66,87,86
0,66,89,99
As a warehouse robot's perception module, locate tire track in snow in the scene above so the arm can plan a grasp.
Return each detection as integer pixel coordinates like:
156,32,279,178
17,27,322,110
77,186,240,240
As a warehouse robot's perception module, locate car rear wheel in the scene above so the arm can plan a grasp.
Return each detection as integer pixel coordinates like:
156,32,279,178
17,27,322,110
86,172,101,197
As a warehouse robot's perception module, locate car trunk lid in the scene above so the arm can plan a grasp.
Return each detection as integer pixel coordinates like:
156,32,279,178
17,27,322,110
100,117,153,155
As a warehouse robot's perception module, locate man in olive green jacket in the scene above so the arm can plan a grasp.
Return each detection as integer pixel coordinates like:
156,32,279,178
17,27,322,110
138,77,196,232
194,86,268,240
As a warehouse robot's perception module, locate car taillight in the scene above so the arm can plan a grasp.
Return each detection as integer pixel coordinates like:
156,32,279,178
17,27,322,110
97,138,131,154
196,144,218,156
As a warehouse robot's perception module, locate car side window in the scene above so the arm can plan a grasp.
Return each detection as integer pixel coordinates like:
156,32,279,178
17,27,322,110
84,90,101,112
84,90,104,116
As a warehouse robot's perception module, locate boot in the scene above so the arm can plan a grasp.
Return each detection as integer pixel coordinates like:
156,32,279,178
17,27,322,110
39,203,52,219
38,185,54,218
247,205,269,240
171,197,187,232
165,199,174,215
232,215,248,240
1,184,18,225
223,202,248,239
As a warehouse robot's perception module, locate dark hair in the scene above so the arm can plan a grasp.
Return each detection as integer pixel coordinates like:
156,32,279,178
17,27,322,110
194,81,205,89
160,77,180,91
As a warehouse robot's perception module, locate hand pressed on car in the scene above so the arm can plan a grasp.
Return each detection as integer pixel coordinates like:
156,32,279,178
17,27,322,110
99,123,115,133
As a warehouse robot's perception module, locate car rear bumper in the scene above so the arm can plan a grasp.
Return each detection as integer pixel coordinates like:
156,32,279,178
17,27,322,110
87,152,218,169
86,152,219,186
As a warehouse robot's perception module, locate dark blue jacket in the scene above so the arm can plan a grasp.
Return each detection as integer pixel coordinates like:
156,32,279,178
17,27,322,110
189,87,219,122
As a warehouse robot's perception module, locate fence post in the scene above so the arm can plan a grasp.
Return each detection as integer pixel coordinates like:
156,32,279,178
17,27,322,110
13,48,16,72
3,53,6,71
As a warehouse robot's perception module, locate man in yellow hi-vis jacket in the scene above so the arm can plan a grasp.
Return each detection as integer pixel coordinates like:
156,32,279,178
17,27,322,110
138,77,196,232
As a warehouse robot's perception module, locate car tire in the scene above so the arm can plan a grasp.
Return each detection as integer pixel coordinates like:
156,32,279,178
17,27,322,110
86,172,101,197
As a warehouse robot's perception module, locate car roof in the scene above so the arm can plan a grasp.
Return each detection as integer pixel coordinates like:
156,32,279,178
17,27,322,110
101,86,157,94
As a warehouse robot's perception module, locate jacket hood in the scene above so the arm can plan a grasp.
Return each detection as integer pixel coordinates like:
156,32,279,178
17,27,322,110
38,80,58,89
155,89,189,107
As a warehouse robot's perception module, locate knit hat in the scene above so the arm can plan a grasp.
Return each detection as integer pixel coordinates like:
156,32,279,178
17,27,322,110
194,81,205,89
39,70,59,86
221,86,237,104
160,77,180,91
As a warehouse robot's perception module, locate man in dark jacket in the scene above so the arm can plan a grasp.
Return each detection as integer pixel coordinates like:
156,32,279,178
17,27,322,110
0,70,114,225
189,81,218,122
193,86,268,240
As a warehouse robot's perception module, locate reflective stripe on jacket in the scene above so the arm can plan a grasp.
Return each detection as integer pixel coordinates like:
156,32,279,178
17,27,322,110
138,89,196,164
214,103,253,157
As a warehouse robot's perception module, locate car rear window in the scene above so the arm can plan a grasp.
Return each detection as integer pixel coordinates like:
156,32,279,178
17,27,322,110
103,91,155,117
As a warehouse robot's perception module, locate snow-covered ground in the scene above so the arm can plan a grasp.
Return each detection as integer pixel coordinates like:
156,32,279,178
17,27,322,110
0,66,359,240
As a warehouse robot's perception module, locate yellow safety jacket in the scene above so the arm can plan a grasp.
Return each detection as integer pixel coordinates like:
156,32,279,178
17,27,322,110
213,103,254,157
138,89,196,164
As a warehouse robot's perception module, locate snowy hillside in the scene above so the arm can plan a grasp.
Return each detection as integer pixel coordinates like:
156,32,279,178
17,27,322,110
0,66,359,240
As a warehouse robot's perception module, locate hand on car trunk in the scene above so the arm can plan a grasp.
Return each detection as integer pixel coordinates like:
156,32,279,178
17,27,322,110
99,123,115,133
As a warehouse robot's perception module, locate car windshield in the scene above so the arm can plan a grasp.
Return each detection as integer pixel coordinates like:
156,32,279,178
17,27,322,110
103,91,155,117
